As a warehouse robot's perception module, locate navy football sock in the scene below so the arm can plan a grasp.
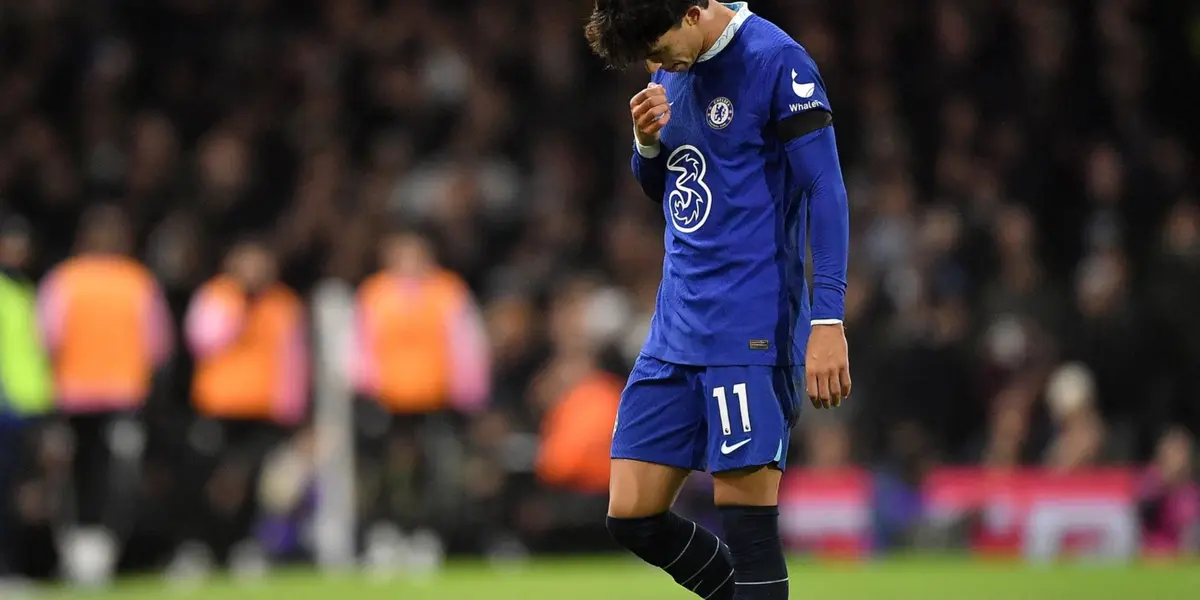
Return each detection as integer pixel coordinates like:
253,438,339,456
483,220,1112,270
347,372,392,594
718,505,789,599
607,513,734,599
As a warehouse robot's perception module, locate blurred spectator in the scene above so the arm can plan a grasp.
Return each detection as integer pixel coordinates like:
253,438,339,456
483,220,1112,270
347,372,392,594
982,205,1066,339
352,227,490,545
527,356,621,552
254,430,318,564
353,228,489,415
0,215,53,577
1043,364,1109,472
1065,249,1141,447
871,421,934,552
484,292,544,413
1147,201,1200,436
181,239,308,566
521,280,619,553
1138,428,1199,556
981,392,1033,469
533,364,620,496
36,205,171,585
0,216,53,416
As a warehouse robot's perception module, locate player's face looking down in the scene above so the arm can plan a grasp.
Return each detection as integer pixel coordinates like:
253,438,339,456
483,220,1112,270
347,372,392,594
644,6,705,72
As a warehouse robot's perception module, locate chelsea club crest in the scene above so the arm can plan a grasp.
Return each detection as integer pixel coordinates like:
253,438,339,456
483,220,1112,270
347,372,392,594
706,97,734,129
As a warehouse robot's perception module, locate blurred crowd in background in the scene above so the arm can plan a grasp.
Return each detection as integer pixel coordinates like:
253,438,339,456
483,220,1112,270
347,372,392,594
2,0,1200,584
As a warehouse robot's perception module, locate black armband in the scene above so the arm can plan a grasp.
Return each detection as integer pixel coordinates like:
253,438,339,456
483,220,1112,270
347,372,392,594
776,110,832,143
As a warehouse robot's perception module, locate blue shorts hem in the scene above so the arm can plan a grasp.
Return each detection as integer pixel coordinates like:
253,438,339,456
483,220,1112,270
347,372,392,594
709,459,786,475
610,451,702,472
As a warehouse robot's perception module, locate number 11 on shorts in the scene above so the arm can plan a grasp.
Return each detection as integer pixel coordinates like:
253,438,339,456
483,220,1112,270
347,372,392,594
713,383,751,436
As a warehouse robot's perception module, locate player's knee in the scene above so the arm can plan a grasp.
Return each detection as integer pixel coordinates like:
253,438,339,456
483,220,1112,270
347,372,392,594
712,465,782,507
605,513,670,552
607,491,670,520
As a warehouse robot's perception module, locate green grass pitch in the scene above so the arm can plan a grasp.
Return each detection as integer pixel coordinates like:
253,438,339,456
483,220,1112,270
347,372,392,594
38,558,1200,600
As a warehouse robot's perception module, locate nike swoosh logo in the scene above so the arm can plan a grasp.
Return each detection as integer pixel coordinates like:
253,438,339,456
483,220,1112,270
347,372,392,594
720,439,752,455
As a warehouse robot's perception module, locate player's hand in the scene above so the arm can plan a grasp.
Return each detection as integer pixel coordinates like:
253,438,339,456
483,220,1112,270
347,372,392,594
806,324,851,409
630,82,671,146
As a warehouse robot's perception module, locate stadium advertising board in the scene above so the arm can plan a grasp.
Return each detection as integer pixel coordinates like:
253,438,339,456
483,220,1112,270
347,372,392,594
779,468,1145,561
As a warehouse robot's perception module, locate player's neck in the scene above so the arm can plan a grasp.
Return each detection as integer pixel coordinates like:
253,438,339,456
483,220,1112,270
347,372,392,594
697,2,737,59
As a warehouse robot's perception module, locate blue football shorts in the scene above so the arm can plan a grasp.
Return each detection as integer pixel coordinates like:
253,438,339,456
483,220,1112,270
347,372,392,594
611,353,803,473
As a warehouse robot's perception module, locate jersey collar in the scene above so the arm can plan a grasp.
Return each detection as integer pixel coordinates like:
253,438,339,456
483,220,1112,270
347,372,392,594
697,2,753,63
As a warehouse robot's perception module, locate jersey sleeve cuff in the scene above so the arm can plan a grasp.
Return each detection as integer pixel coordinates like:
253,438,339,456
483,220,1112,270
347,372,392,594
811,319,843,326
812,285,846,325
633,129,662,158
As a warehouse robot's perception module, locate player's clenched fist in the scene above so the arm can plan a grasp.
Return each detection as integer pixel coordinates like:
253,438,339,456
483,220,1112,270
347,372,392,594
630,82,671,146
806,323,852,409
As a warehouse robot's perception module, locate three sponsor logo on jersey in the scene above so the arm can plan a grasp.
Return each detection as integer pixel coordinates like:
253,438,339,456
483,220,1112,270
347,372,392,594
667,145,712,233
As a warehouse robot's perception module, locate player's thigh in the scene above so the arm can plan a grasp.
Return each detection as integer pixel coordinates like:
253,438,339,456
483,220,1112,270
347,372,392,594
608,458,690,518
701,365,792,505
609,354,705,518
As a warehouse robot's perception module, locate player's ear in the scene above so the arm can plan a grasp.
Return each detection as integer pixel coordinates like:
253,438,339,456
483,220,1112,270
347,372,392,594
683,6,703,27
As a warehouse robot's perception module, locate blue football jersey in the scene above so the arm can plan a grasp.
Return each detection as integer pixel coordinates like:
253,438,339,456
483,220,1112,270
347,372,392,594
636,2,834,367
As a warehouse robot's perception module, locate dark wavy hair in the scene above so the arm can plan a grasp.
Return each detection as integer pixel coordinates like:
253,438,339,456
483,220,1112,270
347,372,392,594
585,0,710,69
